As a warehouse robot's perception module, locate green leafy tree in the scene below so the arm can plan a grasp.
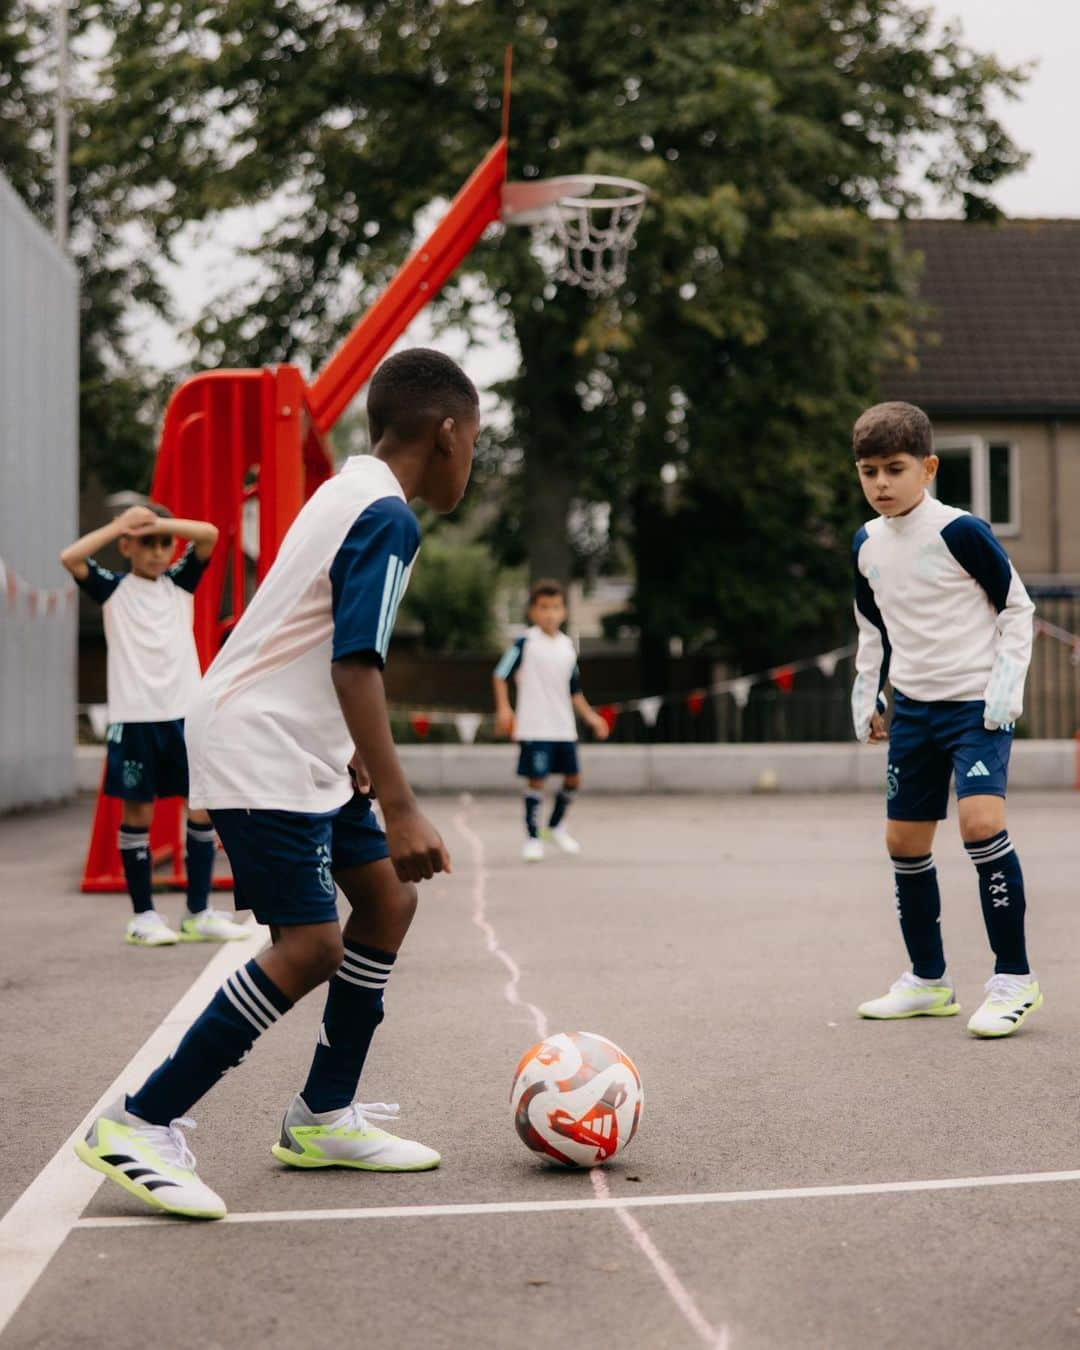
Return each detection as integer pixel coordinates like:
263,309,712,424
8,1,1027,679
0,0,174,492
399,532,499,653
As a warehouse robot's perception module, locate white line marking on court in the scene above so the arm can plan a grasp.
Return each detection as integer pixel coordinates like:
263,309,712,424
72,1163,1080,1229
453,800,729,1350
0,919,266,1338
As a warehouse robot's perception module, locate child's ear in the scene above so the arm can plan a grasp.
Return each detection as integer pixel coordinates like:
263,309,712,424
117,535,133,559
435,416,455,455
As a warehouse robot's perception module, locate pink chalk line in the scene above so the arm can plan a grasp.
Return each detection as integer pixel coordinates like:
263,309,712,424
453,798,729,1350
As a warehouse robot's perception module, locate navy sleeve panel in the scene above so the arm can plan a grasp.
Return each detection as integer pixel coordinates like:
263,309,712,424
75,558,123,605
940,515,1012,613
494,636,526,680
329,496,421,666
166,543,209,595
569,665,582,695
852,527,891,695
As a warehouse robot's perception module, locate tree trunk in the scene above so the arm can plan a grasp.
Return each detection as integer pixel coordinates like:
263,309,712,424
512,302,586,590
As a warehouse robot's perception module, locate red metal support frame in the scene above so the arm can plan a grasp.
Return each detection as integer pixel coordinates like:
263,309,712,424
81,134,510,894
307,136,508,434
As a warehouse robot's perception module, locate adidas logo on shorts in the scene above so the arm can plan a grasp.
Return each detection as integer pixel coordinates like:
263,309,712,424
965,760,991,778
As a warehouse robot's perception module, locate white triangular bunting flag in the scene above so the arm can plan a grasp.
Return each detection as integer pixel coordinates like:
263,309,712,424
455,713,483,744
816,650,840,679
638,696,662,727
730,677,752,710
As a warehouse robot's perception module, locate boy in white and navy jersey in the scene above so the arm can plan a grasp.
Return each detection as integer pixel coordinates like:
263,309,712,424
849,402,1039,1038
60,503,248,947
493,579,609,862
75,349,479,1219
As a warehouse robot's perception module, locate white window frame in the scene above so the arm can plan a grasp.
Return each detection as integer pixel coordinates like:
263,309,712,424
932,435,1020,537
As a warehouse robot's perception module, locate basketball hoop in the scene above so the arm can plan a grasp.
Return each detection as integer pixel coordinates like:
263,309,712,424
502,174,649,297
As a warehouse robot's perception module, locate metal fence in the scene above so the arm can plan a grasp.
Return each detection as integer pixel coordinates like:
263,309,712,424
0,173,79,811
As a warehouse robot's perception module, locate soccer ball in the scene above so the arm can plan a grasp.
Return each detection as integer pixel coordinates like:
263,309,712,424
511,1031,643,1168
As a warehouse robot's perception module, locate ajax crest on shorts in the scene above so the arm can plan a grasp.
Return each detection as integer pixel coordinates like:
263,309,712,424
510,1031,643,1168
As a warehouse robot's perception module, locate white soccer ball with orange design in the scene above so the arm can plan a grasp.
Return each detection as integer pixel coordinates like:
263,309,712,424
510,1031,643,1168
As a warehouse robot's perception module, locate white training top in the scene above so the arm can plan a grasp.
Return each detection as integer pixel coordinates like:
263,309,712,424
851,493,1034,741
494,626,581,743
77,547,207,724
186,456,420,813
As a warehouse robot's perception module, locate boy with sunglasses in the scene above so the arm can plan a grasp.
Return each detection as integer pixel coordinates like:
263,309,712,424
61,502,249,946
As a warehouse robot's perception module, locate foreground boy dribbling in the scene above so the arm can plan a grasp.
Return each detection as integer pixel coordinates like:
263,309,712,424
850,401,1038,1038
76,349,479,1217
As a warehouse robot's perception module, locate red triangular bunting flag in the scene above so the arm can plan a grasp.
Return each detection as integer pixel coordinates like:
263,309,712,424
687,690,706,715
773,666,795,694
409,713,431,739
597,705,618,732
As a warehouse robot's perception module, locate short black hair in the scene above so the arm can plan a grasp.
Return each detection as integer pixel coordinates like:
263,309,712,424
146,502,174,520
853,402,933,459
367,348,479,442
528,578,565,606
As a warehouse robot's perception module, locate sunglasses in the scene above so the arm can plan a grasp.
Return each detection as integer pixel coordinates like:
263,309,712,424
133,534,175,550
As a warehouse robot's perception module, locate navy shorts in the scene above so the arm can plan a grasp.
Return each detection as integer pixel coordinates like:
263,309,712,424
104,719,189,801
886,694,1013,821
516,741,580,779
209,793,390,926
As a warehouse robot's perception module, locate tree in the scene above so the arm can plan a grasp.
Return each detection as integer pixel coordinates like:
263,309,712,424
10,0,1027,675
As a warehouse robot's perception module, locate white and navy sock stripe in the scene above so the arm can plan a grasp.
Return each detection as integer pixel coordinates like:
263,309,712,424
337,945,396,991
964,831,1015,867
186,823,216,845
221,962,287,1033
118,826,150,855
891,853,935,876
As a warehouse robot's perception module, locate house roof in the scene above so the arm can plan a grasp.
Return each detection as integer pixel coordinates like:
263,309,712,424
883,219,1080,417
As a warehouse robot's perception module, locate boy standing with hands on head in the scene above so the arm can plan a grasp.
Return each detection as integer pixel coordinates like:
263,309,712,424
850,401,1038,1038
493,579,610,863
60,503,249,946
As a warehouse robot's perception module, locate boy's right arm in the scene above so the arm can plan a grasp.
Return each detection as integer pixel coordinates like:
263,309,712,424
851,529,891,744
59,506,159,581
332,654,450,882
492,640,523,738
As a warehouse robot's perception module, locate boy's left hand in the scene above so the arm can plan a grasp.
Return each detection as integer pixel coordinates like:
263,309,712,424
590,713,610,741
867,711,887,743
347,749,374,795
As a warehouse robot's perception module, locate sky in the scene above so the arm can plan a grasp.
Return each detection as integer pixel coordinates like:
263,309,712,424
138,0,1080,381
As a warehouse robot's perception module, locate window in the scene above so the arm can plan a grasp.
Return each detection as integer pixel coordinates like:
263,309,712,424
932,436,1019,536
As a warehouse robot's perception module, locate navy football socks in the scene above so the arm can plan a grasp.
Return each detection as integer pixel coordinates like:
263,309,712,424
118,825,153,915
548,787,576,830
185,823,216,915
965,831,1029,975
524,790,542,840
891,853,946,980
127,959,292,1125
301,941,396,1114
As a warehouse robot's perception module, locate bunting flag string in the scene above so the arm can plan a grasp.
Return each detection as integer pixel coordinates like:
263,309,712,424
1034,617,1080,666
0,557,76,618
380,641,860,740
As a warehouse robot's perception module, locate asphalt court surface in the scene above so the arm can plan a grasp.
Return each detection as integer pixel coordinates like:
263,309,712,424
2,788,1079,1348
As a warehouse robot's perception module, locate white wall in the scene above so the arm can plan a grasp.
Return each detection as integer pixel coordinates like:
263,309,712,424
0,173,79,811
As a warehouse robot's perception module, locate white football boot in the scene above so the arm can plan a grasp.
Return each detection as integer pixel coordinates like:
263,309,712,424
75,1099,226,1218
272,1096,440,1171
125,911,179,947
542,825,581,855
967,973,1043,1038
522,838,544,863
858,970,960,1019
179,908,252,942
